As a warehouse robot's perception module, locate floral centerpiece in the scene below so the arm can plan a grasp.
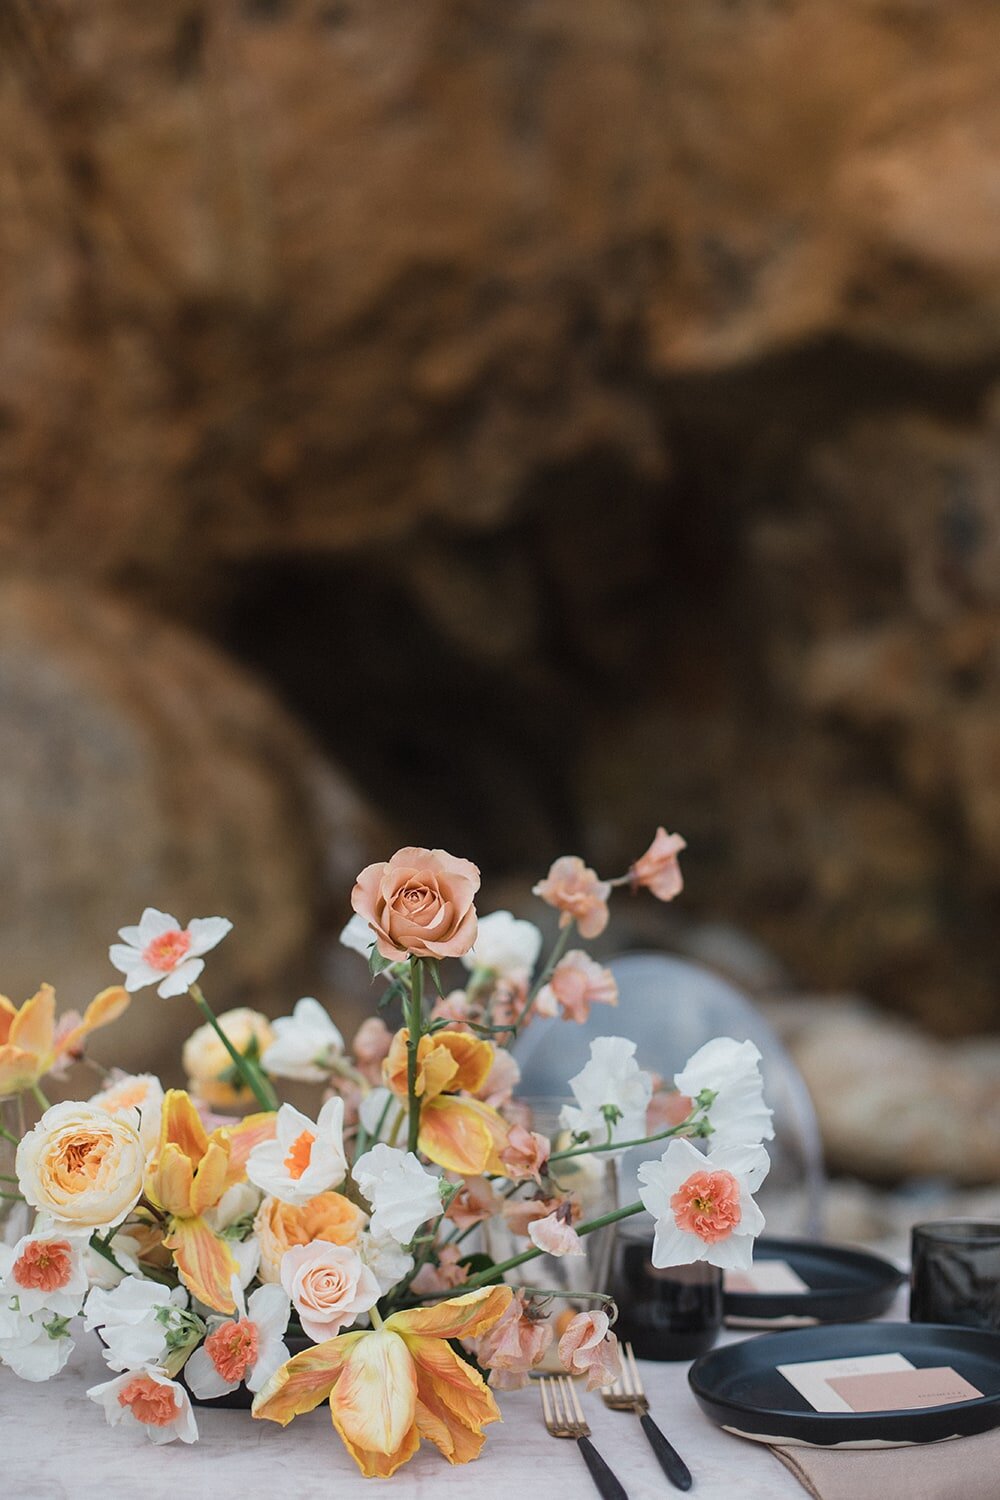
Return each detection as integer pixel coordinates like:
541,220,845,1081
0,830,773,1476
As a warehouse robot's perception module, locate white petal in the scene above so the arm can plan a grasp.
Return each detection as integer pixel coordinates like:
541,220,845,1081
246,1283,291,1339
186,917,234,957
108,944,144,972
157,960,204,998
183,1346,236,1400
137,909,181,941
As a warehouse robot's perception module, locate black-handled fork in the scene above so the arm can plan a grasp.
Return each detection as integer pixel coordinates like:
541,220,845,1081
539,1374,629,1500
603,1341,692,1491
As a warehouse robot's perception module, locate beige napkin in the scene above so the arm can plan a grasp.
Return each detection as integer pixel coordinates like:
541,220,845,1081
770,1428,1000,1500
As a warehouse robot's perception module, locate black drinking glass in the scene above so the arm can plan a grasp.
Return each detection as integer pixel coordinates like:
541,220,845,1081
910,1221,1000,1329
609,1214,722,1361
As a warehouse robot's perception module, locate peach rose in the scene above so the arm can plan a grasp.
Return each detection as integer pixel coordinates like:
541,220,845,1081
475,1291,553,1390
558,1310,621,1390
182,1007,275,1111
351,847,480,962
499,1124,550,1184
16,1101,145,1229
532,856,610,939
280,1240,380,1342
254,1191,367,1284
536,950,618,1024
630,828,686,901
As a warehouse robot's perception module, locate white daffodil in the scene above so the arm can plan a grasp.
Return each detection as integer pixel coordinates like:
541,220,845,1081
0,1300,75,1382
560,1036,653,1146
109,908,232,998
351,1144,442,1245
674,1037,774,1152
637,1137,769,1272
184,1274,290,1400
260,997,345,1083
0,1230,90,1317
339,913,377,958
245,1098,348,1206
84,1277,198,1374
463,910,542,979
88,1367,199,1444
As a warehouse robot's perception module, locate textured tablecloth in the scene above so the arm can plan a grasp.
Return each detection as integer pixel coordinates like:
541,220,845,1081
2,1326,809,1500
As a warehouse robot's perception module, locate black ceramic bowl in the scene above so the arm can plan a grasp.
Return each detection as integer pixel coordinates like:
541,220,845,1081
723,1236,905,1328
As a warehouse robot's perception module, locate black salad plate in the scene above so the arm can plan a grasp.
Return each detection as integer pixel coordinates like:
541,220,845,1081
689,1322,1000,1447
723,1236,905,1327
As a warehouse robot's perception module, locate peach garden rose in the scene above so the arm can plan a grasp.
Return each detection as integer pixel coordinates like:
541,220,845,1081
351,846,480,961
16,1101,145,1230
254,1192,367,1284
279,1240,381,1343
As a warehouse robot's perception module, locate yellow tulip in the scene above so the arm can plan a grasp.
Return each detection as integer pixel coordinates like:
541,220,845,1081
253,1284,513,1477
145,1089,275,1313
383,1029,509,1176
0,984,130,1096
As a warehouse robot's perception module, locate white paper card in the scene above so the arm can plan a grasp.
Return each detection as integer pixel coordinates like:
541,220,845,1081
777,1353,916,1413
724,1260,810,1294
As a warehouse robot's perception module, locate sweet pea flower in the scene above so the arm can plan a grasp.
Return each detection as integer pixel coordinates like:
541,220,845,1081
637,1137,769,1271
352,1144,442,1245
533,856,611,940
558,1310,621,1391
246,1099,348,1207
561,1036,653,1146
429,990,472,1028
463,911,543,978
261,998,345,1084
339,913,378,958
528,1206,585,1258
535,950,618,1024
674,1037,774,1152
0,1301,75,1381
89,1072,164,1154
475,1046,521,1108
109,908,232,998
88,1367,199,1444
185,1274,291,1399
502,1194,574,1237
352,846,480,962
630,828,686,901
499,1124,550,1184
474,1290,552,1390
357,1230,415,1296
352,1017,394,1081
410,1244,469,1296
253,1286,513,1478
280,1241,381,1343
444,1175,501,1230
84,1278,196,1374
0,1230,89,1317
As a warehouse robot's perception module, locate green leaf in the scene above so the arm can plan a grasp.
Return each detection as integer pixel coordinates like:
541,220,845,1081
369,947,394,979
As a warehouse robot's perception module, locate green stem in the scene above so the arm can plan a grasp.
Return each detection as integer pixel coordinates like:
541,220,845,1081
0,1123,20,1146
30,1083,51,1112
547,1113,701,1165
0,1190,25,1201
459,1201,646,1292
188,984,277,1112
0,1172,19,1183
406,958,424,1155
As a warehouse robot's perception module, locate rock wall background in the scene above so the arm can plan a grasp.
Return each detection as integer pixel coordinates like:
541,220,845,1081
2,0,1000,1042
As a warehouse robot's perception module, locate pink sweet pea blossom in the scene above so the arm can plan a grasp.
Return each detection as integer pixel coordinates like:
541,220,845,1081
410,1245,469,1296
535,950,618,1024
532,856,611,939
499,1124,550,1184
558,1310,621,1390
528,1205,585,1258
444,1176,501,1231
474,1291,552,1390
630,829,686,901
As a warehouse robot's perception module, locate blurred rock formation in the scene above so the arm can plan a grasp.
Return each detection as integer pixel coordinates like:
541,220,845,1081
2,1,1000,1029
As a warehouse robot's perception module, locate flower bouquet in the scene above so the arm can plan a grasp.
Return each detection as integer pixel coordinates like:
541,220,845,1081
0,831,773,1476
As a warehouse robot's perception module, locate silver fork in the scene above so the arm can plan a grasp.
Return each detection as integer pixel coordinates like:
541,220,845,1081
539,1374,629,1500
603,1341,693,1491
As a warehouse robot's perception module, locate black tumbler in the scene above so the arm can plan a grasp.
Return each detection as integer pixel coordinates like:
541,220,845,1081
609,1217,722,1361
910,1220,1000,1329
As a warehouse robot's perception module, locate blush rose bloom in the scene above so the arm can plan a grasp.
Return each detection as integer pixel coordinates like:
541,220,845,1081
351,847,480,962
280,1240,381,1343
631,828,686,901
17,1102,145,1230
532,857,611,939
558,1310,621,1391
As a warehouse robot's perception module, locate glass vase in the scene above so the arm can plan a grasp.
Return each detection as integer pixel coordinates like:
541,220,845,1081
0,1094,29,1247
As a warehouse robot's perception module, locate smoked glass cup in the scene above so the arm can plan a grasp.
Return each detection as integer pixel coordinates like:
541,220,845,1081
609,1213,723,1361
910,1221,1000,1329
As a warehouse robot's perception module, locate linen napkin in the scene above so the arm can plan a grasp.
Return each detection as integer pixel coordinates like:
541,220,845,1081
770,1427,1000,1500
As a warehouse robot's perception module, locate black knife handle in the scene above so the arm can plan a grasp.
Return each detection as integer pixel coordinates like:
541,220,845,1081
577,1434,629,1500
639,1412,692,1491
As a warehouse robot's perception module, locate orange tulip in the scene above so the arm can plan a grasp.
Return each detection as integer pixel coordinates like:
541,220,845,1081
383,1029,509,1175
0,984,130,1096
145,1089,275,1313
253,1284,513,1477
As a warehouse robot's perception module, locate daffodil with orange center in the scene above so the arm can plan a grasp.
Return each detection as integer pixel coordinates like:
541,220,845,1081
144,1089,275,1313
0,984,130,1096
383,1029,509,1175
253,1284,513,1477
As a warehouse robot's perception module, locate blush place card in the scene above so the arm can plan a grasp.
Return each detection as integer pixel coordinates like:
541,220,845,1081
777,1353,916,1413
828,1366,984,1412
724,1260,810,1295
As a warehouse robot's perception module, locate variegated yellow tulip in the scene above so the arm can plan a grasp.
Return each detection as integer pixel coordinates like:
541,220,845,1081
383,1029,509,1176
0,984,130,1097
253,1284,513,1477
145,1089,275,1313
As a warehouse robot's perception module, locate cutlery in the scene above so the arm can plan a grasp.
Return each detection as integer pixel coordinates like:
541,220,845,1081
539,1373,629,1500
603,1341,692,1490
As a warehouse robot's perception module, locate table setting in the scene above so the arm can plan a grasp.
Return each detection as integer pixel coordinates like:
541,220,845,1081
2,831,1000,1500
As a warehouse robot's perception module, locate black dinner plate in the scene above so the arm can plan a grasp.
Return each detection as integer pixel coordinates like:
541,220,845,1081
723,1236,905,1327
689,1321,1000,1447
